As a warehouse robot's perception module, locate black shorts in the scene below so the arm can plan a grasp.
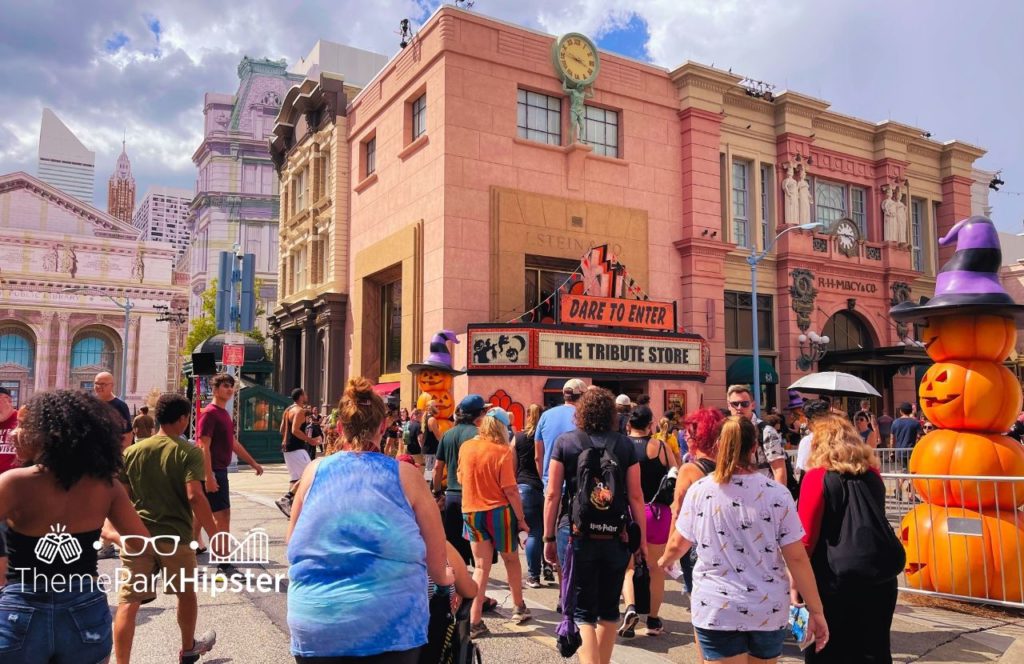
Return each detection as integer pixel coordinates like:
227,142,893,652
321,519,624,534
572,538,630,624
204,469,230,512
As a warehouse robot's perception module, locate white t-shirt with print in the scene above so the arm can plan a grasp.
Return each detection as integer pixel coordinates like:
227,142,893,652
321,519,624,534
676,473,804,632
755,424,787,479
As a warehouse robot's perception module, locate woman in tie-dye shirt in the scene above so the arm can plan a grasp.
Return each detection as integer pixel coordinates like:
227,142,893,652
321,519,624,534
286,377,450,663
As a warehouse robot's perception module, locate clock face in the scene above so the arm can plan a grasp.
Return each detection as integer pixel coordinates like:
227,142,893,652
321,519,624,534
834,220,859,256
553,33,599,85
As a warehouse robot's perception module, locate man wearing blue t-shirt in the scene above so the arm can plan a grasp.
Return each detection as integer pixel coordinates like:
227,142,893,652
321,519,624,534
890,402,922,450
534,378,586,488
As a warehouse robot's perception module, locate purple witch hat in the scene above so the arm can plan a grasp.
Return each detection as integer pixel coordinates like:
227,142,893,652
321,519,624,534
407,329,465,375
891,215,1024,322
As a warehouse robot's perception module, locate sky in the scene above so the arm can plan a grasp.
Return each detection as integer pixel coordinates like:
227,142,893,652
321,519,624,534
1,0,1021,231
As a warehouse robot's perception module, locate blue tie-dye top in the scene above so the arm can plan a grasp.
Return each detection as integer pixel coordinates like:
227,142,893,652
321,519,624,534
287,451,427,657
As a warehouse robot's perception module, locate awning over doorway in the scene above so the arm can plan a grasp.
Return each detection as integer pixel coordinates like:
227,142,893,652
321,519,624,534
372,381,400,396
727,356,779,386
820,345,930,369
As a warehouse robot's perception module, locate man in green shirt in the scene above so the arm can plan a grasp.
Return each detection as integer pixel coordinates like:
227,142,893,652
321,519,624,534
433,395,488,564
114,393,220,664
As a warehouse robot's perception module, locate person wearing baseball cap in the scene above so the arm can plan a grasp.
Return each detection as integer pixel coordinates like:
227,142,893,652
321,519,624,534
615,394,633,434
433,394,488,565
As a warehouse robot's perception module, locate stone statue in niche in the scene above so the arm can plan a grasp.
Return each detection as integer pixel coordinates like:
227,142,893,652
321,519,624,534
131,249,145,283
43,244,59,272
895,189,909,245
59,245,77,278
796,163,811,225
782,163,799,224
882,185,899,241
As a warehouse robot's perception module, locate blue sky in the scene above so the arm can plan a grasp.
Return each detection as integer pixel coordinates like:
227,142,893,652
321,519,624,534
0,1,1020,234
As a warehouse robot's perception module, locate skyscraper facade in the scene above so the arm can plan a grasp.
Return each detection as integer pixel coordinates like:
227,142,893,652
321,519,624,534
133,186,193,258
107,141,135,225
37,108,95,205
187,57,302,332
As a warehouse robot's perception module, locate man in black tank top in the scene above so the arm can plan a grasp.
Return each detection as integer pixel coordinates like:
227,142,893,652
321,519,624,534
276,388,316,518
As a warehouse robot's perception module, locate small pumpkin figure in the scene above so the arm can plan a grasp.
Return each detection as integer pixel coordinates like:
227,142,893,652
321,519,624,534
920,315,1017,363
900,504,1024,602
408,330,465,439
918,360,1021,433
909,430,1024,509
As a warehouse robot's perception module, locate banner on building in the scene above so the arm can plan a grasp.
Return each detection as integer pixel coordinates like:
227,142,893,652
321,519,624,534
558,293,676,332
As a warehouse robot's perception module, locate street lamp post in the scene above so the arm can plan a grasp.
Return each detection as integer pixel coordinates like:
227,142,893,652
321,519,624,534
63,287,133,398
747,222,824,416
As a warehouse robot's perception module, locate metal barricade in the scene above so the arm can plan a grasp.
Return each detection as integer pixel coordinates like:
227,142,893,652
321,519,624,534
882,471,1024,610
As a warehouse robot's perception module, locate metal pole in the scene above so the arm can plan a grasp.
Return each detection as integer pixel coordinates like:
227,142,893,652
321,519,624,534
121,298,132,399
749,250,761,417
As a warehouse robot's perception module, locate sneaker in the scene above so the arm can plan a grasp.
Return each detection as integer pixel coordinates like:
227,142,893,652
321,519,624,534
618,605,638,638
526,576,542,589
275,495,293,518
646,616,664,636
180,629,216,663
469,621,490,639
512,604,532,624
542,564,555,582
96,543,119,560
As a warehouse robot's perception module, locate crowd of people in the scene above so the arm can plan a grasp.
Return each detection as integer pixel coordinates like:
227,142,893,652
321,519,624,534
0,371,928,664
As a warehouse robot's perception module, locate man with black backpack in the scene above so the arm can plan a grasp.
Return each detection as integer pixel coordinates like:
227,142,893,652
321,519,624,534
542,388,646,664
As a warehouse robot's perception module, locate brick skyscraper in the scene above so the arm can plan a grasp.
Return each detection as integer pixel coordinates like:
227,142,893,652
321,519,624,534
107,140,135,224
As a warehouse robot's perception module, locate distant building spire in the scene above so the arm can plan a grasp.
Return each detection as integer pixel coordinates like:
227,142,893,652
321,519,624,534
107,138,135,224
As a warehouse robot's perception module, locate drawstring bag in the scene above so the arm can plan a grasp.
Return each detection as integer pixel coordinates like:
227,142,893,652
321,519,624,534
556,538,582,658
632,553,651,615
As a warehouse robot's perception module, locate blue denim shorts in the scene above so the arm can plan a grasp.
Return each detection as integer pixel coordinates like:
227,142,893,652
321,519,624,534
695,627,787,660
0,584,112,664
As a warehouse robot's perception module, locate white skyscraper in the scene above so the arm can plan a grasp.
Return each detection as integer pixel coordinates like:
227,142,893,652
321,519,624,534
132,186,194,257
37,108,95,205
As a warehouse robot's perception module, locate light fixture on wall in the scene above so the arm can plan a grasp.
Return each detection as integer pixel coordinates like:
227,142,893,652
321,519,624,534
796,330,829,371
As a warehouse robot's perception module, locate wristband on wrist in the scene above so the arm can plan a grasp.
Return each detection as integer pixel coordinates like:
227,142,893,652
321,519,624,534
543,535,556,543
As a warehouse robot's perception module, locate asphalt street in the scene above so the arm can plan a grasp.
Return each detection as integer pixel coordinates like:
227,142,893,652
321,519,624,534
102,465,1024,663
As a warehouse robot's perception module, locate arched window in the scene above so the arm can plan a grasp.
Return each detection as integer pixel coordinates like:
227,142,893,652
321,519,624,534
0,331,33,368
823,311,874,352
71,335,113,369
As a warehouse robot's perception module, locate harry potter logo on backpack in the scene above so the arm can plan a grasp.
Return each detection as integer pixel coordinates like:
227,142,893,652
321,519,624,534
571,431,629,538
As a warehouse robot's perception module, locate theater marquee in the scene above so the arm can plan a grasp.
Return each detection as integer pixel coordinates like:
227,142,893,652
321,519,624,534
467,324,709,380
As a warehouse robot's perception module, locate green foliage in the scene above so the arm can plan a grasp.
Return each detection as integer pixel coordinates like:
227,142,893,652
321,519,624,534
182,279,218,357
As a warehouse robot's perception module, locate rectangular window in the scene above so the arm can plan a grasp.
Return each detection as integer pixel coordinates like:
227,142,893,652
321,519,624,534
365,137,376,176
381,279,402,375
524,255,578,321
517,89,562,146
292,169,307,214
760,164,773,249
732,161,750,248
911,199,924,271
294,248,306,291
411,94,427,141
814,179,847,227
851,187,867,238
724,291,774,350
582,105,618,157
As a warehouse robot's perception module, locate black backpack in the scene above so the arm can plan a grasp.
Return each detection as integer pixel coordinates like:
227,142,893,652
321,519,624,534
817,471,905,589
571,431,629,539
420,587,482,664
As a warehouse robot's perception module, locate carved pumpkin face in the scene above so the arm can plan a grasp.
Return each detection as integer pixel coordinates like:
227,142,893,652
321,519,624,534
922,315,1017,362
910,430,1024,509
919,361,1022,433
417,369,452,393
430,390,455,420
901,504,1024,602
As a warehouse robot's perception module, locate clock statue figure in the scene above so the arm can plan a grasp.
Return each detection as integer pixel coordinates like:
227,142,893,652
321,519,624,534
552,33,600,144
564,81,592,143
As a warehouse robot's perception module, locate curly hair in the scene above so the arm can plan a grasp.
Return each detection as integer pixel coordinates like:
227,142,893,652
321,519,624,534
18,390,123,490
574,387,616,434
808,414,878,475
683,407,725,457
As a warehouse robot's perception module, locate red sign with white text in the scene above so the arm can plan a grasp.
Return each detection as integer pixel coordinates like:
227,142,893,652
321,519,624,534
222,344,245,366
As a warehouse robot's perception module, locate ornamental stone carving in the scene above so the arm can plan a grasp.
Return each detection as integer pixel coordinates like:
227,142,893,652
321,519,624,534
790,268,818,333
782,163,799,224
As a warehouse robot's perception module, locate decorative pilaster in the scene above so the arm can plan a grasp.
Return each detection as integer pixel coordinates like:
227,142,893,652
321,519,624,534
54,313,71,389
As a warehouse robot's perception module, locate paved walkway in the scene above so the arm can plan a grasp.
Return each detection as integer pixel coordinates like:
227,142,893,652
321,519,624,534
106,464,1024,663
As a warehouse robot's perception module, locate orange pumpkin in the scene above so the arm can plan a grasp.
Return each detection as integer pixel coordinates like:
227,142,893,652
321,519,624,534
417,369,453,394
921,315,1017,362
909,430,1024,509
900,504,1024,602
919,360,1022,433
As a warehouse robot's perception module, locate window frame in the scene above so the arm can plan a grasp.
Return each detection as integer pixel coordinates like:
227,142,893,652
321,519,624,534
380,278,403,375
411,94,427,141
760,163,773,249
516,88,562,146
813,179,847,228
911,198,924,272
582,104,619,157
0,330,34,369
365,136,376,177
724,290,774,351
851,187,867,238
732,160,750,248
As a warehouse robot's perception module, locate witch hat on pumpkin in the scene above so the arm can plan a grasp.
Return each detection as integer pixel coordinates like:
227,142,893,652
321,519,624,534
891,215,1024,322
407,329,465,375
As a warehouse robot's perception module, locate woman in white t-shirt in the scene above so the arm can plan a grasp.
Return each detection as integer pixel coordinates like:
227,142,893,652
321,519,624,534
659,416,829,662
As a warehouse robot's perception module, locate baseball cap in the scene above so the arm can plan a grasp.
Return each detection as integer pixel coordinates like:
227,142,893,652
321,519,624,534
563,378,587,395
615,394,632,407
0,386,10,398
628,405,653,429
457,394,486,416
488,407,512,429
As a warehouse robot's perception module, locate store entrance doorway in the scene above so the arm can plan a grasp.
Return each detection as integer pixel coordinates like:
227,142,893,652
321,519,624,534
592,379,648,404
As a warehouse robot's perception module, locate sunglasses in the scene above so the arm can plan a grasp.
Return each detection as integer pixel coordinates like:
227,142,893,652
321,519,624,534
729,400,751,409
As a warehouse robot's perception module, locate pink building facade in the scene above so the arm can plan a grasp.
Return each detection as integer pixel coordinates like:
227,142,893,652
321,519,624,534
339,7,984,415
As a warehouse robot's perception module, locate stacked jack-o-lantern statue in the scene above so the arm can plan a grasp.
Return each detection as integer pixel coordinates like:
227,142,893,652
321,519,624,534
408,330,464,438
891,216,1024,602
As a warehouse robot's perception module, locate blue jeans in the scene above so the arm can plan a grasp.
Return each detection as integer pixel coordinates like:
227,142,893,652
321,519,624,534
556,522,571,571
518,484,544,579
0,584,112,664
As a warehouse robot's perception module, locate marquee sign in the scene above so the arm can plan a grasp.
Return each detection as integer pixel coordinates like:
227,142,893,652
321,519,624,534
467,324,708,380
558,293,676,332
